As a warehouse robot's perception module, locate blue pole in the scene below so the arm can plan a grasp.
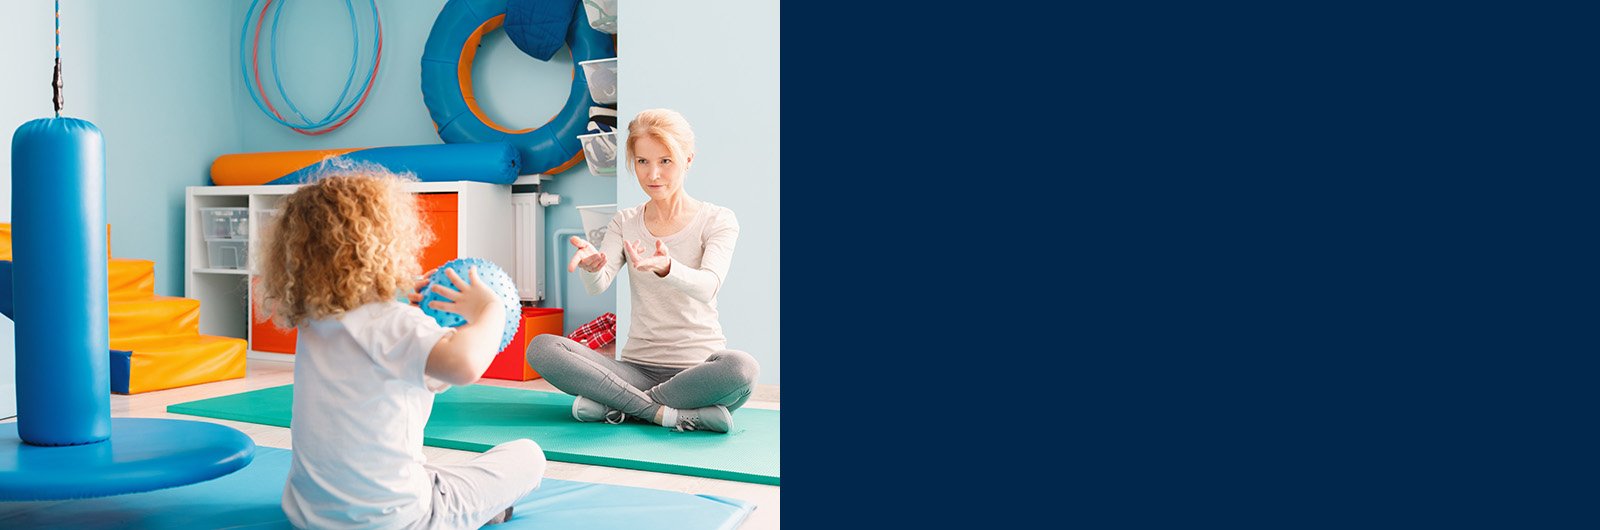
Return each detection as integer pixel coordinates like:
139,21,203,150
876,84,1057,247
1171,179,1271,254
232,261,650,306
11,117,110,446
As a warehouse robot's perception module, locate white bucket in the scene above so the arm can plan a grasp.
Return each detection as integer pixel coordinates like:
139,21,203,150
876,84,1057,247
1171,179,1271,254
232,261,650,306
577,131,617,176
575,203,617,246
579,58,618,105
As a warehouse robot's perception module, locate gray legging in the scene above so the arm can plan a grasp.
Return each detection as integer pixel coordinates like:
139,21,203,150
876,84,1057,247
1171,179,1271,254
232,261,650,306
525,335,759,421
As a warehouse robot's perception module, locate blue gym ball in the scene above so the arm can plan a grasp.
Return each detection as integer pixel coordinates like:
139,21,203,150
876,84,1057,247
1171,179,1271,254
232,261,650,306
419,258,522,351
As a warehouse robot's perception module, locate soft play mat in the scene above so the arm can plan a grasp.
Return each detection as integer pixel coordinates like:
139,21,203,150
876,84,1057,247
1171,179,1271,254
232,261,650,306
168,384,780,485
0,446,754,529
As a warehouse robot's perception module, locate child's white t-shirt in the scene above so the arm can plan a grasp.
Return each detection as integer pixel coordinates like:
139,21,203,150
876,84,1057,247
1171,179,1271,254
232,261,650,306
281,301,453,530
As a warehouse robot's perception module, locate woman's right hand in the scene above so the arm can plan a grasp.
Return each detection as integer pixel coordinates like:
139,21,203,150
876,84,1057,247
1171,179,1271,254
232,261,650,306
567,236,606,273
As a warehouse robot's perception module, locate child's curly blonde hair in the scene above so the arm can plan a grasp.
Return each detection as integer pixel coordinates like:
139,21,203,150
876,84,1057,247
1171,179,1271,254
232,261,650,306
255,162,433,327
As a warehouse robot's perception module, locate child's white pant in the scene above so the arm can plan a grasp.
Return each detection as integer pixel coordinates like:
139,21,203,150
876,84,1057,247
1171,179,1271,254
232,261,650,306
403,438,546,530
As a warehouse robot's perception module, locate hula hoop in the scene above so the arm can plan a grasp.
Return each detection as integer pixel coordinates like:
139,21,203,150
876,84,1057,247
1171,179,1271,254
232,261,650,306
241,0,383,136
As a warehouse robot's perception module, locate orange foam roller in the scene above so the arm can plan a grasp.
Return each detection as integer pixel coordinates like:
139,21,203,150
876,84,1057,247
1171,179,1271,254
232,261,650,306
209,143,521,186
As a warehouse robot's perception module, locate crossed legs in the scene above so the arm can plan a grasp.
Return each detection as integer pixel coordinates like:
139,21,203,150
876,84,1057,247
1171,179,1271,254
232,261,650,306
525,335,761,423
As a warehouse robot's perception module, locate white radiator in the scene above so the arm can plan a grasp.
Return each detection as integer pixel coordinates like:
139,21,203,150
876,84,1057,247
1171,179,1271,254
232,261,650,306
511,193,544,301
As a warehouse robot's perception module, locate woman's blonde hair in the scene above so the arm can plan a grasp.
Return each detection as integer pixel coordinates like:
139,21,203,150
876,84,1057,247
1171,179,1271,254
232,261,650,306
255,161,432,327
626,108,696,172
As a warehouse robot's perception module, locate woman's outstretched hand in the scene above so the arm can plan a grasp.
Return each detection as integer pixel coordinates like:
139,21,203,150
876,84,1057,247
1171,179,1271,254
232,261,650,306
625,239,673,277
568,236,607,273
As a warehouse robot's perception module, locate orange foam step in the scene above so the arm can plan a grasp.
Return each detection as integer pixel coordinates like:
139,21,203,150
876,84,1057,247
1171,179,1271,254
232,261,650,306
109,258,156,301
109,335,247,394
0,223,112,260
109,296,200,339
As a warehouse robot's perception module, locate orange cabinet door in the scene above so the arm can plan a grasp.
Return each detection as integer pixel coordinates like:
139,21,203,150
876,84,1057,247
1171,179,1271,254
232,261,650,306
248,193,460,355
250,276,298,353
417,193,459,273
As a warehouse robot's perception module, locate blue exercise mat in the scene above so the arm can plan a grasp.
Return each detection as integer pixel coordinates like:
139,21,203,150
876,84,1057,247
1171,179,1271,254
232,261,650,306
0,446,755,529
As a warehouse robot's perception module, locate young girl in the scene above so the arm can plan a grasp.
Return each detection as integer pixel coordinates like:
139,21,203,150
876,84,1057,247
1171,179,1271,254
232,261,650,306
257,165,543,529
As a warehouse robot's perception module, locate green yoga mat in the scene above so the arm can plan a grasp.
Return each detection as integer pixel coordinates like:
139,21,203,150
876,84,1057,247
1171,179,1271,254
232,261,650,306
168,384,780,485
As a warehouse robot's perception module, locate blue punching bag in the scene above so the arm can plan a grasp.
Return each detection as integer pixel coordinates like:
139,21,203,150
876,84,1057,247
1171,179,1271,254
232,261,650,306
11,117,111,446
0,6,257,502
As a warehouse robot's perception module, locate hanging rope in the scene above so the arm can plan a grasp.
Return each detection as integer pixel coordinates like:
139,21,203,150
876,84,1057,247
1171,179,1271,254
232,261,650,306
240,0,382,136
53,0,62,116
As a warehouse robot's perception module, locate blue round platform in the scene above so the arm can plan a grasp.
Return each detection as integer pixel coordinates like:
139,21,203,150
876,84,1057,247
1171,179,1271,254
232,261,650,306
0,417,256,500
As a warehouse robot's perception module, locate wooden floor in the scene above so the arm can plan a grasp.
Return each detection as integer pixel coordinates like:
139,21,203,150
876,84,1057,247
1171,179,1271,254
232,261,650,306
109,359,781,529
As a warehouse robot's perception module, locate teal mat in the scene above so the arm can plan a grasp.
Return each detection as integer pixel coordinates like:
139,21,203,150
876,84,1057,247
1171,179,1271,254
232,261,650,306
0,446,754,529
168,384,780,485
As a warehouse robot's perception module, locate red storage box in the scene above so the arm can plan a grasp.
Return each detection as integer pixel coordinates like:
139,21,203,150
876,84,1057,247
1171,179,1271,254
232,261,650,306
481,307,563,381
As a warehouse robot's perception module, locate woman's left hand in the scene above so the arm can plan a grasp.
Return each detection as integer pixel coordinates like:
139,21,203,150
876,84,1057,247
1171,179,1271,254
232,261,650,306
625,239,673,277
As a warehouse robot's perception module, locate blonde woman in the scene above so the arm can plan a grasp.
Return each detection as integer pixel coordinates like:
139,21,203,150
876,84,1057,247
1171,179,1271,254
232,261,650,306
526,109,759,434
258,166,540,529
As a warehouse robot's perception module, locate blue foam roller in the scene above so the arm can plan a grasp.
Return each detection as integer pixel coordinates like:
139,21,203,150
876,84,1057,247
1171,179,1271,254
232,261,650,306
10,117,111,446
419,258,522,351
266,142,522,185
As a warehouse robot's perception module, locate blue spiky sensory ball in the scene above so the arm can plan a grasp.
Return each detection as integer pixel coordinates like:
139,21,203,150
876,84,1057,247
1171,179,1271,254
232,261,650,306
418,258,521,351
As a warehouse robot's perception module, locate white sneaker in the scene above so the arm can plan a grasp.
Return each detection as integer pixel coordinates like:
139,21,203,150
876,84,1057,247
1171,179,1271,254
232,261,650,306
662,405,733,434
571,396,625,424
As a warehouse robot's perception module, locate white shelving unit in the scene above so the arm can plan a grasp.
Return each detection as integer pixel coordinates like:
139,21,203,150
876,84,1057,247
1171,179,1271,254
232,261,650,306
185,181,518,362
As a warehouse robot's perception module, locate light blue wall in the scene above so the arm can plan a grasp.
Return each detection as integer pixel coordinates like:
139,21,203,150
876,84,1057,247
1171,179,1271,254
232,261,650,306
224,0,617,333
0,0,102,419
617,1,781,385
94,1,242,297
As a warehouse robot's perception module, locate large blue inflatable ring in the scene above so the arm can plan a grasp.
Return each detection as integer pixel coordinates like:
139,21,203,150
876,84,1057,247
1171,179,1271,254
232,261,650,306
421,0,615,175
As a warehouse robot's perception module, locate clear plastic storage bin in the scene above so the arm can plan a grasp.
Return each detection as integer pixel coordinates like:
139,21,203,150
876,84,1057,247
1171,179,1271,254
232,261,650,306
201,207,249,240
577,132,617,176
579,58,617,106
207,239,249,270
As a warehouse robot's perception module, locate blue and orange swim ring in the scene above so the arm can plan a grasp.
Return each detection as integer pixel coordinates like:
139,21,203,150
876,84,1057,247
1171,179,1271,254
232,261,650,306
421,0,613,175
